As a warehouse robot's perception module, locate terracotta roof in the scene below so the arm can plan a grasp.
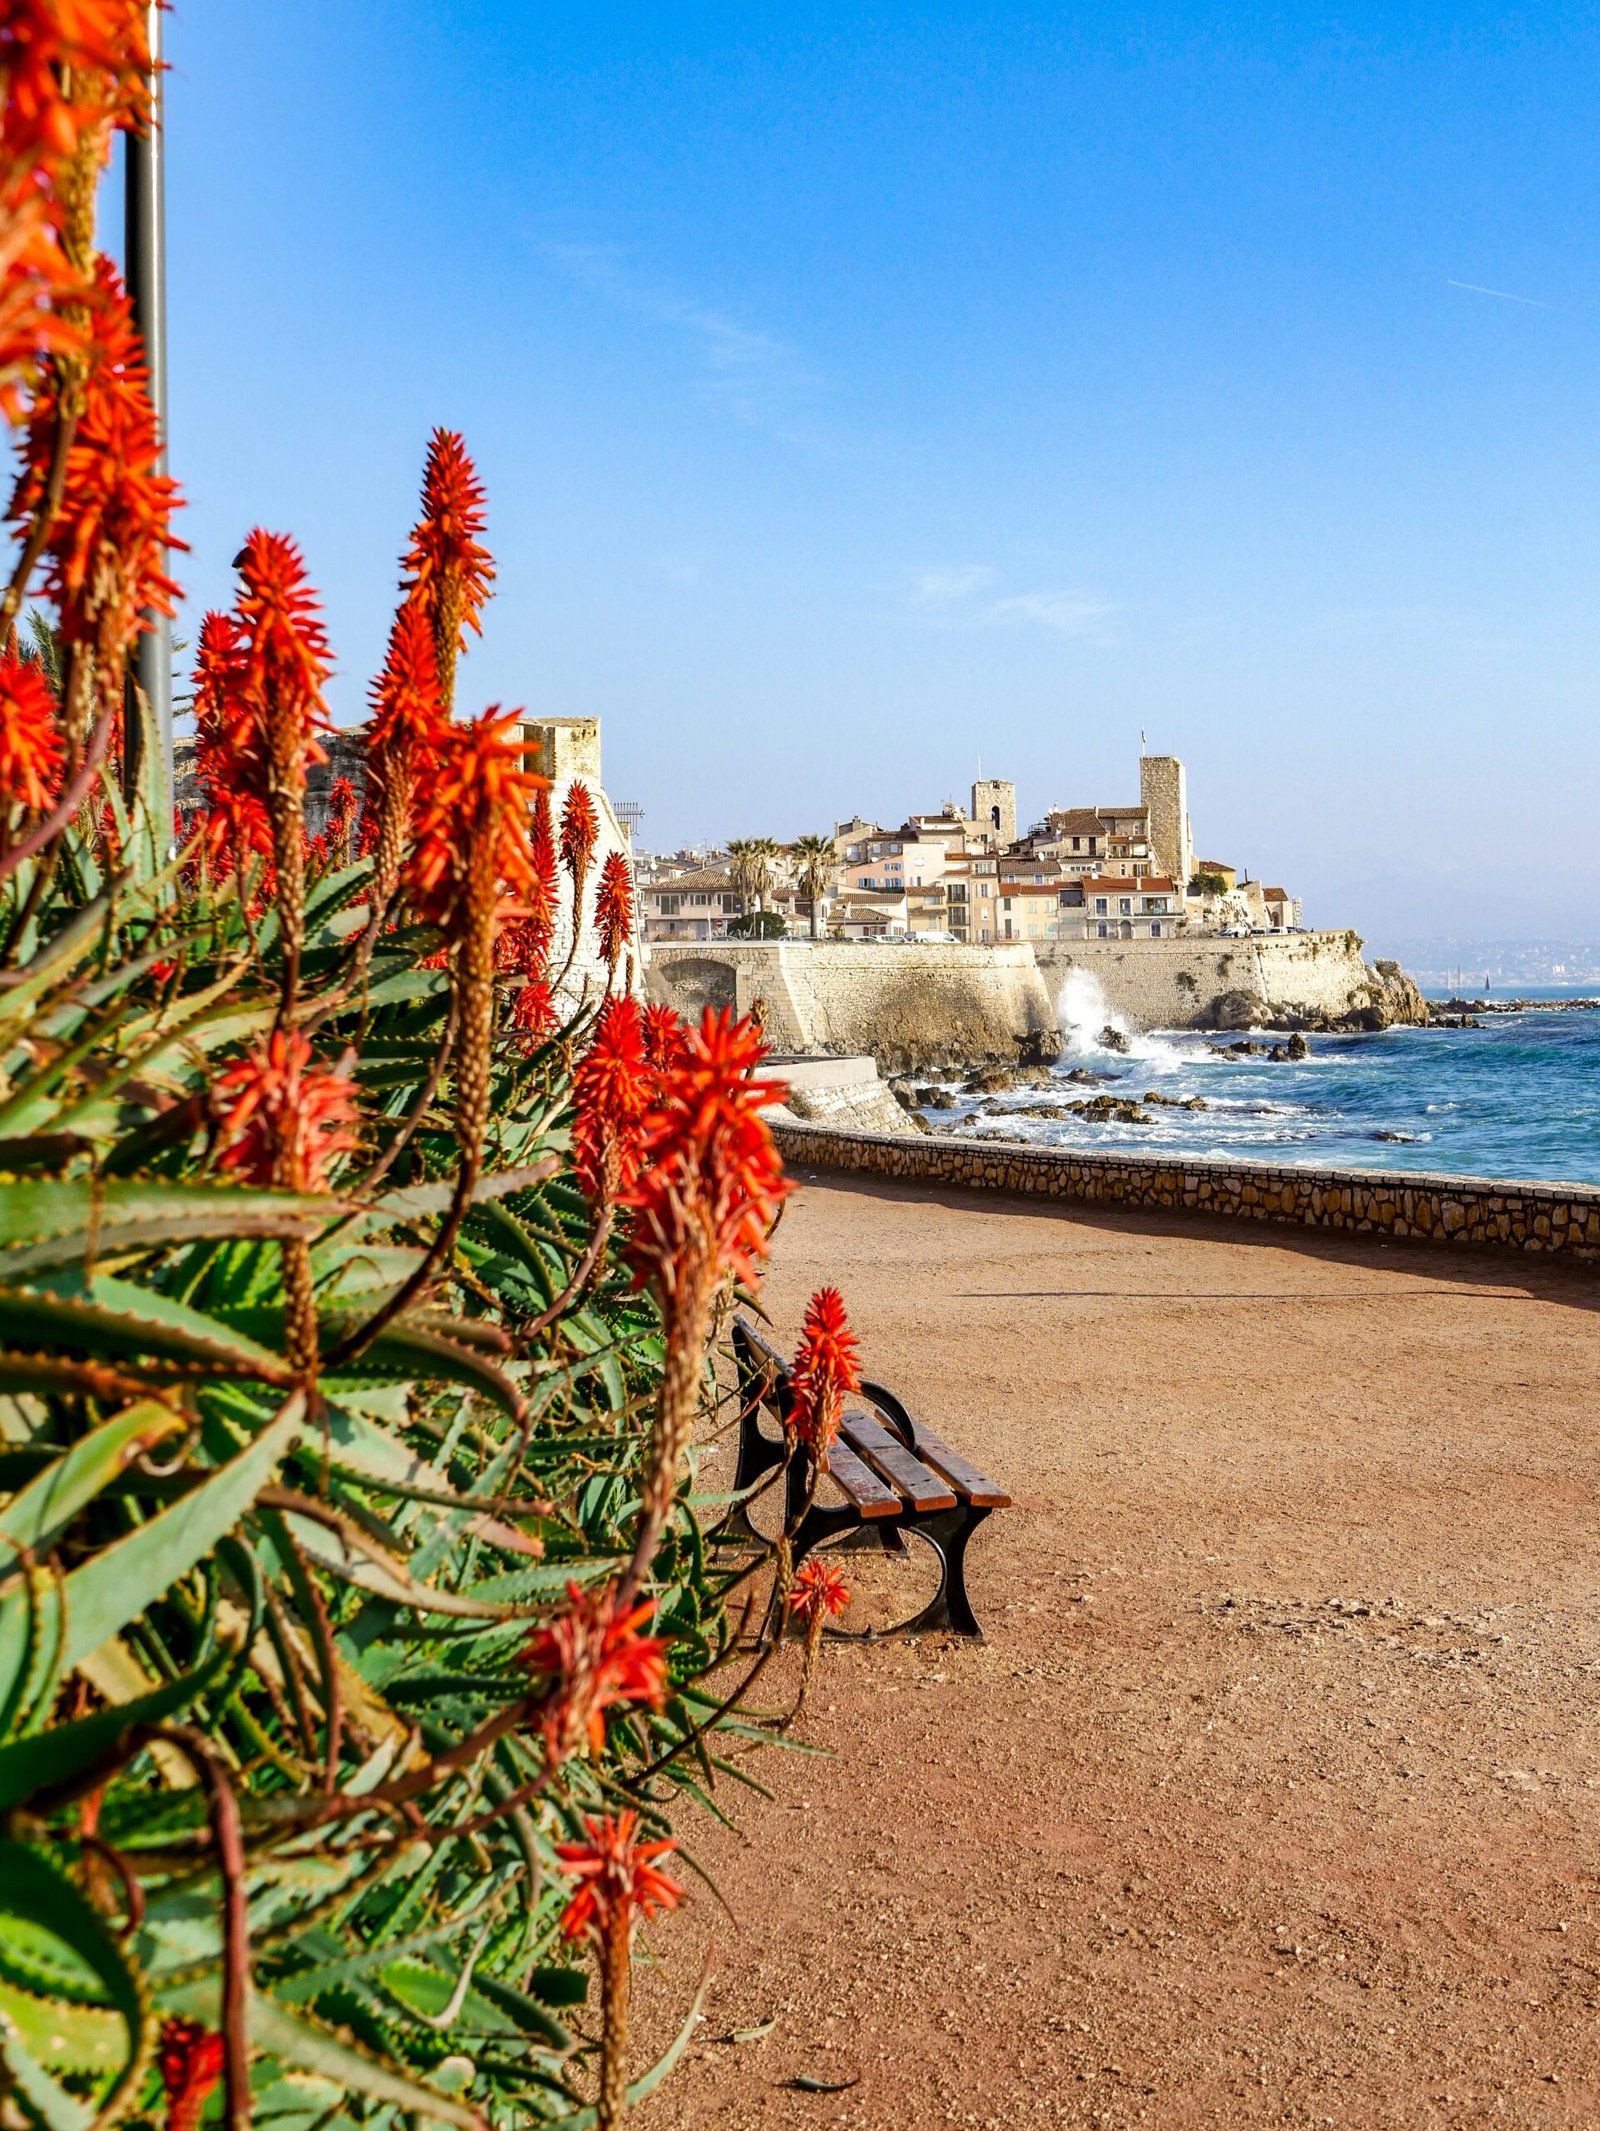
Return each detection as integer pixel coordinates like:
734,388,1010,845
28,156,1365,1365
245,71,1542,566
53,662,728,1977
1047,808,1108,835
643,869,734,894
1078,874,1178,893
1263,886,1289,900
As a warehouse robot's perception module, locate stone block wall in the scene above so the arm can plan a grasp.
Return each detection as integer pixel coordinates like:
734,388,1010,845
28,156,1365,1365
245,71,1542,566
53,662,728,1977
647,941,1057,1068
1035,932,1411,1032
772,1120,1600,1262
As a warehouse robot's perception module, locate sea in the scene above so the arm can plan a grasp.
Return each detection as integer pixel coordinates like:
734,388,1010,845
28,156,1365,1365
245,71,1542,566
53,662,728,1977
921,971,1600,1189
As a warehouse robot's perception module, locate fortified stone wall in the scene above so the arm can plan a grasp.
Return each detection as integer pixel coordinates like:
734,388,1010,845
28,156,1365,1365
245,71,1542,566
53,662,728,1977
1035,932,1423,1032
772,1120,1600,1262
645,942,1057,1069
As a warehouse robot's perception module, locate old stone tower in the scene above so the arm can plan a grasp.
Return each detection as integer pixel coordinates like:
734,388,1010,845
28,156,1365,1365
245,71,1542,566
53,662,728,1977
1139,754,1192,888
971,777,1017,850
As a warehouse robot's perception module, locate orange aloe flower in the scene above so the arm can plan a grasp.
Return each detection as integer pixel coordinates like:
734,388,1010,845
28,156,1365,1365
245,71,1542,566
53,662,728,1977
622,1008,791,1304
559,779,598,893
617,1011,790,1590
10,258,183,707
368,597,444,791
788,1556,852,1626
214,1029,360,1193
510,975,557,1048
326,774,358,848
531,780,558,900
788,1286,861,1463
0,646,62,814
157,2018,224,2131
1,2,153,180
555,1811,683,1947
570,995,653,1206
231,529,331,771
641,1002,687,1070
403,706,543,938
0,5,154,418
401,427,493,698
521,1580,671,1765
594,848,634,981
557,1810,683,2130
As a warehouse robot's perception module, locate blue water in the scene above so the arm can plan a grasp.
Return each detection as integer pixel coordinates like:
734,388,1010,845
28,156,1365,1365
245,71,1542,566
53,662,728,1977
924,993,1600,1187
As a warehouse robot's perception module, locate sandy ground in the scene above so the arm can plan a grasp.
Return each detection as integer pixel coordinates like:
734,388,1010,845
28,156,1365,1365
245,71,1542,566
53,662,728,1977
633,1177,1600,2131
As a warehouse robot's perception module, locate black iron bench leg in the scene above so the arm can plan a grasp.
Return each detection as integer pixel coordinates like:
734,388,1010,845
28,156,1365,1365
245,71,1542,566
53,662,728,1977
725,1339,790,1543
901,1505,993,1640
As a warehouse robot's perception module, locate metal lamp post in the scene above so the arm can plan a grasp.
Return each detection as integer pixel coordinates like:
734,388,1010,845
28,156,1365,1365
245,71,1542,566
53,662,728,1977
123,0,172,834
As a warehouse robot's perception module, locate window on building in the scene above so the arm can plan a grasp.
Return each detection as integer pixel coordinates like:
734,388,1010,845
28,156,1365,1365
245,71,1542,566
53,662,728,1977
1097,920,1109,938
1095,897,1107,915
1071,836,1081,851
1119,898,1132,915
1002,897,1013,912
1151,922,1162,938
659,895,681,915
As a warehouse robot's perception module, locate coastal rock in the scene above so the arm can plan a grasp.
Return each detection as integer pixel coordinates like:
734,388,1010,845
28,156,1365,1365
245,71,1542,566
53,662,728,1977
1287,1032,1310,1060
963,1064,1055,1095
1064,1095,1151,1125
1099,1023,1132,1053
1065,1066,1108,1085
1197,987,1265,1032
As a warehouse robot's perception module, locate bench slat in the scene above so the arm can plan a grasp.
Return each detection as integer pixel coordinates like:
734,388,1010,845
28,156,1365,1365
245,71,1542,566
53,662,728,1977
862,1385,1011,1508
840,1410,957,1513
824,1438,901,1519
896,1422,1010,1509
736,1318,788,1376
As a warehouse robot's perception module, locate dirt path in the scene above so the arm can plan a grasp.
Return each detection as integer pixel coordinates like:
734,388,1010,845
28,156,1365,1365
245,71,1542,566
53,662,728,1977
637,1178,1600,2131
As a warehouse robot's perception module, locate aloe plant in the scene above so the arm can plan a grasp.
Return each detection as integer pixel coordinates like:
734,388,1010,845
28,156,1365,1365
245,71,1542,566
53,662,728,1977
0,22,840,2129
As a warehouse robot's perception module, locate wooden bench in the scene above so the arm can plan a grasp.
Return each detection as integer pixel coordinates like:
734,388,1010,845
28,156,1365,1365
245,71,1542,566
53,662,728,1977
731,1315,1012,1640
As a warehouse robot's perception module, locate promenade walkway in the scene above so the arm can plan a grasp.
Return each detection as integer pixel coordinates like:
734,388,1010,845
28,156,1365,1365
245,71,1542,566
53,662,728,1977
646,1175,1600,2129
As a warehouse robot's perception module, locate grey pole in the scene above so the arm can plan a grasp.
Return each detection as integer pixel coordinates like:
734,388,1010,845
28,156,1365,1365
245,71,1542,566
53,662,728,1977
124,0,172,836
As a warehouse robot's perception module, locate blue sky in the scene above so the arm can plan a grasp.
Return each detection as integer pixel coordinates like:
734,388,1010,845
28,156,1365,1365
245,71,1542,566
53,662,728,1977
154,4,1600,944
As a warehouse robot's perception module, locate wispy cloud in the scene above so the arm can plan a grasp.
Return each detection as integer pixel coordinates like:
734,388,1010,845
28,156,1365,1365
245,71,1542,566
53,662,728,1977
906,565,1118,641
1447,278,1560,312
987,589,1117,638
537,239,823,435
908,564,998,606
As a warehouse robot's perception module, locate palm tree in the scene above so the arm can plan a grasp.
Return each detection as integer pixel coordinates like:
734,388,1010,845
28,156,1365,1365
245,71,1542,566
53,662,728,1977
791,832,836,940
727,836,778,916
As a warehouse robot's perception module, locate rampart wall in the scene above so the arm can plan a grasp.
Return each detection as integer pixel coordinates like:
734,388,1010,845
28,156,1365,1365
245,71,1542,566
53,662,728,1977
645,942,1057,1068
1034,932,1418,1032
772,1121,1600,1262
645,932,1421,1066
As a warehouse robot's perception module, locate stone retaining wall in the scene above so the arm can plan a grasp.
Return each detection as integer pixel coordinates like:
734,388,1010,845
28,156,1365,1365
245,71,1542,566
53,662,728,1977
1035,932,1419,1032
646,941,1056,1066
772,1121,1600,1261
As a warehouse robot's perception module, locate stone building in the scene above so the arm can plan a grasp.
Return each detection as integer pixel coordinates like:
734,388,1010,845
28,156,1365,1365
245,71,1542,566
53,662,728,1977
971,777,1018,849
1138,753,1194,893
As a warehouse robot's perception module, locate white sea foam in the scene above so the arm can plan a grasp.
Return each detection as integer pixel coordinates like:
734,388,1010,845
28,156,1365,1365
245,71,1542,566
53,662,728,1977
1055,967,1189,1070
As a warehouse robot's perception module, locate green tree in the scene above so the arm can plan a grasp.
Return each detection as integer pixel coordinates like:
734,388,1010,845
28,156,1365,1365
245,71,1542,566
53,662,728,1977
791,831,836,939
727,835,778,915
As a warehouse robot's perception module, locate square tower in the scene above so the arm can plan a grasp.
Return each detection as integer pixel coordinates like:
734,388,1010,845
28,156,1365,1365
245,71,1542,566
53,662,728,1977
971,777,1017,850
1139,754,1192,889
